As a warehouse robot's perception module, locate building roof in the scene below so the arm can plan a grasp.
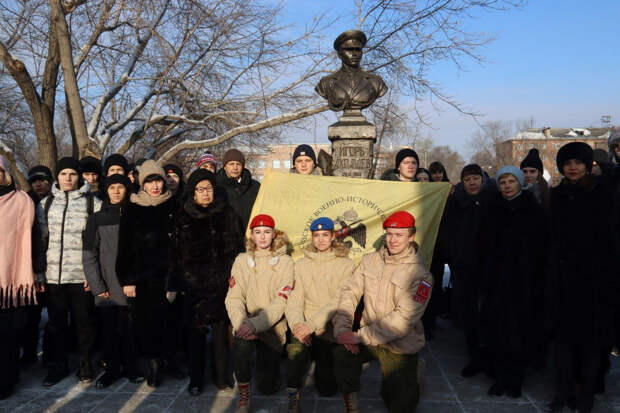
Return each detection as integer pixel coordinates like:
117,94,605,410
510,127,612,141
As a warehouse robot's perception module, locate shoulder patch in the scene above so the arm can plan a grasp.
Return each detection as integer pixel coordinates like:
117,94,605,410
413,280,432,303
278,284,293,300
229,277,236,289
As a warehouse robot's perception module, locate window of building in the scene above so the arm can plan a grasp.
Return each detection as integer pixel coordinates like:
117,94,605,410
273,160,281,169
258,160,265,169
284,160,291,169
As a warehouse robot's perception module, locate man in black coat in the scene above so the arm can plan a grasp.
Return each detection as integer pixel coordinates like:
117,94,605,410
443,164,496,378
546,142,617,413
215,149,260,231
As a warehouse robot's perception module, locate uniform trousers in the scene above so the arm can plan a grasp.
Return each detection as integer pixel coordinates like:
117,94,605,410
286,336,338,396
232,337,281,394
333,344,419,413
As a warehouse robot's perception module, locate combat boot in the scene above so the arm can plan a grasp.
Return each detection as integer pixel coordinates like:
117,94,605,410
286,387,301,413
342,392,360,413
235,382,251,413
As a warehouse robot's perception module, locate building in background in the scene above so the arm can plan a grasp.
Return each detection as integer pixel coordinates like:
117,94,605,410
497,127,612,185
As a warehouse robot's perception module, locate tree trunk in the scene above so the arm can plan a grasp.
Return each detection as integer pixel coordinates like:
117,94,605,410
50,0,92,158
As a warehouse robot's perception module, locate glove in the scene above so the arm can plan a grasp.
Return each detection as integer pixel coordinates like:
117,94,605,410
166,291,177,303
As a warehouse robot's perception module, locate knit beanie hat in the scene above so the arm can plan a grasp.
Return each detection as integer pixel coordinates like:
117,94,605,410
556,142,593,174
460,164,483,181
222,149,245,167
186,169,216,197
520,148,543,172
103,173,131,193
292,144,316,164
0,155,12,186
138,160,166,186
395,148,419,169
80,156,101,175
196,152,218,169
103,154,128,176
56,157,82,178
496,165,524,188
28,165,53,184
163,163,184,180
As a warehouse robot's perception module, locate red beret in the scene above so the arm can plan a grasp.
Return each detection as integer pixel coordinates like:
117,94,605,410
250,214,275,229
383,211,415,229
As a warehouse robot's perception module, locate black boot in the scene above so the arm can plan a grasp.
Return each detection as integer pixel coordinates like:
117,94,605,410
123,364,145,384
95,369,121,388
146,359,161,388
461,360,484,377
77,360,94,383
43,363,69,387
488,381,504,396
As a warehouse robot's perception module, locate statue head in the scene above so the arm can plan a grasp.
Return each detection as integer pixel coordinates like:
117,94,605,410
334,30,367,69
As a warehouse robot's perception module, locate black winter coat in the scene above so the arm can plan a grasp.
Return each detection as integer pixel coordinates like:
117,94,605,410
547,175,617,348
116,197,179,286
215,168,260,230
168,198,244,329
481,191,548,356
442,182,497,328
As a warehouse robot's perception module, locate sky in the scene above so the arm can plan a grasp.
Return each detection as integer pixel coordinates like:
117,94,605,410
278,0,620,156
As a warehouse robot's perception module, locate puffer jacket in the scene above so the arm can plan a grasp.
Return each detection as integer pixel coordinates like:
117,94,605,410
225,234,295,351
333,245,433,355
285,243,354,341
37,183,101,284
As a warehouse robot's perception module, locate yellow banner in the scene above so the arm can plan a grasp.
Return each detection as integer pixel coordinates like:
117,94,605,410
249,170,451,266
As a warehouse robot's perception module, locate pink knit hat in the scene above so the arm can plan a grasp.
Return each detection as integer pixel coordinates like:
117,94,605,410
196,152,218,169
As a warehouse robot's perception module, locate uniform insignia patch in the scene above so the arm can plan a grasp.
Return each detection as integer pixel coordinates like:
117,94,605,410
229,277,236,288
278,285,292,300
413,280,432,303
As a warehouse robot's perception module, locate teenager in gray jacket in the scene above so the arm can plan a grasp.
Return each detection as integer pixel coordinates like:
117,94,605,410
83,174,144,388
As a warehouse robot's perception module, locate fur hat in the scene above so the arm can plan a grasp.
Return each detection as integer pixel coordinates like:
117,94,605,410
556,142,593,174
186,169,216,196
103,154,128,176
80,156,101,175
520,148,543,172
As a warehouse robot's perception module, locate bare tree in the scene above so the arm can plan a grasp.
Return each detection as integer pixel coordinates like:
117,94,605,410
468,120,516,174
0,0,522,185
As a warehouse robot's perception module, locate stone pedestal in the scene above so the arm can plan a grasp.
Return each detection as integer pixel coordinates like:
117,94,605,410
328,110,376,178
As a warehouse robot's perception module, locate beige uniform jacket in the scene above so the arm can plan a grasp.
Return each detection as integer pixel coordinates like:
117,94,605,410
332,245,433,355
225,245,295,350
286,247,355,341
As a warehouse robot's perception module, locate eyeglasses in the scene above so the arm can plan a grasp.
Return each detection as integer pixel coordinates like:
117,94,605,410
195,186,214,194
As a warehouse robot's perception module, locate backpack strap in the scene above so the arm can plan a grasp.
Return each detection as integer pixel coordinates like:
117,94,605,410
86,193,94,216
44,194,54,219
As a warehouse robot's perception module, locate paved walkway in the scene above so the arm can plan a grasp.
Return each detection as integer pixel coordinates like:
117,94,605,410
1,318,619,413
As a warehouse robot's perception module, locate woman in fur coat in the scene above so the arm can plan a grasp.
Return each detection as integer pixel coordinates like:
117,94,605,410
168,169,244,396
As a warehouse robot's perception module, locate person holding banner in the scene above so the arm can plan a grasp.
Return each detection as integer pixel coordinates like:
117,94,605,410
380,148,419,182
285,217,355,411
225,214,295,413
332,211,433,413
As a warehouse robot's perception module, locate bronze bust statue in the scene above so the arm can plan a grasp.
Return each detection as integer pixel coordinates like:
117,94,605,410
315,30,388,113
